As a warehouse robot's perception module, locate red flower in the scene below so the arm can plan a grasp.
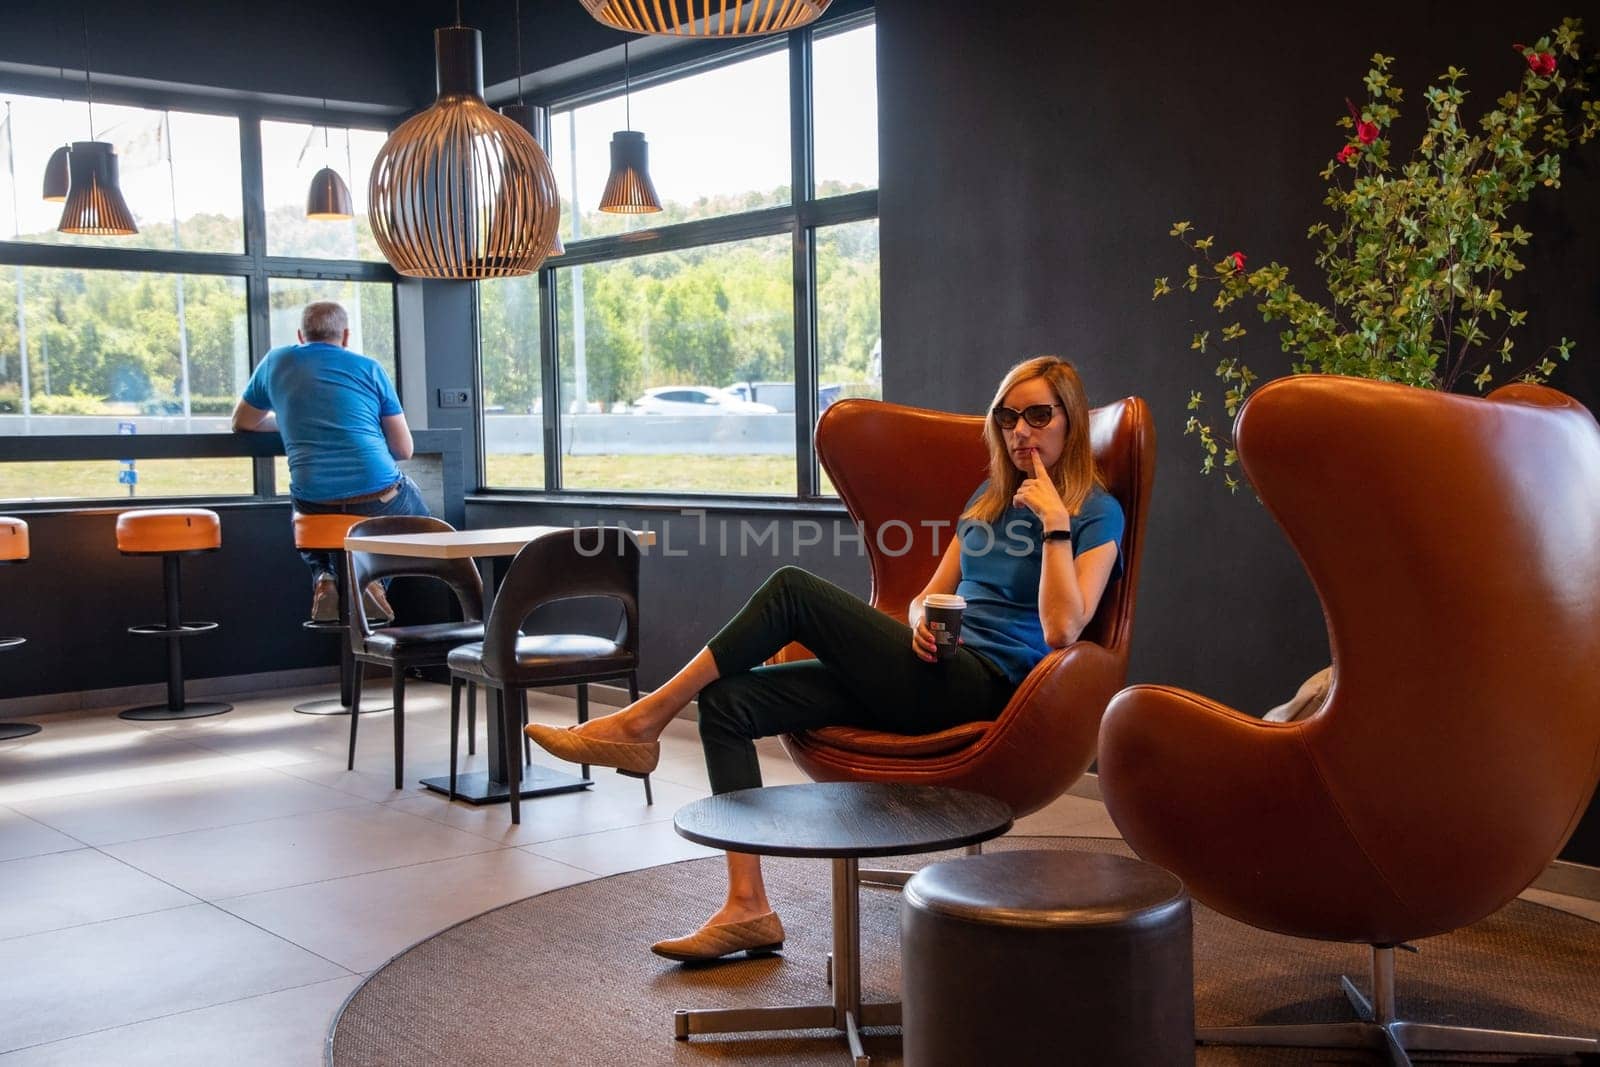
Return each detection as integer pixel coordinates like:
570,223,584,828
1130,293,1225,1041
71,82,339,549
1528,51,1557,76
1229,251,1247,273
1337,143,1360,164
1356,120,1379,144
1512,42,1527,53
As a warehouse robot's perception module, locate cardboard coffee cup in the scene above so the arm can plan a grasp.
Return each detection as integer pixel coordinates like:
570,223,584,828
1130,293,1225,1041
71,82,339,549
923,594,967,660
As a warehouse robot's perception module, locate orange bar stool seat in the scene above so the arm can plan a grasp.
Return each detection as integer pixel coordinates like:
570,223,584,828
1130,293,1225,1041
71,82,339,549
116,508,232,722
289,513,389,718
0,517,42,741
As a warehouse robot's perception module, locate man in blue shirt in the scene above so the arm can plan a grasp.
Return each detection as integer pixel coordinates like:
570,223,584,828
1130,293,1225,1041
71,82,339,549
232,301,426,621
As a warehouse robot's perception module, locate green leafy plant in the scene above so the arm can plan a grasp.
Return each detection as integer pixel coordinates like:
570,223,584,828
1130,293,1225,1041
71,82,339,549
1154,18,1600,490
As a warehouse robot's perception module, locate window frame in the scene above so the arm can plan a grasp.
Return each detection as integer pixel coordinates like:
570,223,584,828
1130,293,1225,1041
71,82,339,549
476,9,879,505
0,78,403,504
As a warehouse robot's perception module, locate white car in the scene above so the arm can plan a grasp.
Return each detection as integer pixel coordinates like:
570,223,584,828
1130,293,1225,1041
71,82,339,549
630,386,777,415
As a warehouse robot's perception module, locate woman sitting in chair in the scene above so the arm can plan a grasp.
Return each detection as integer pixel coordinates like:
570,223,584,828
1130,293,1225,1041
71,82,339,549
527,355,1125,962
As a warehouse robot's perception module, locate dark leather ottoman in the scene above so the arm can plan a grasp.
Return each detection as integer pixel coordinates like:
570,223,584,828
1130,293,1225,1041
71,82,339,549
900,850,1194,1066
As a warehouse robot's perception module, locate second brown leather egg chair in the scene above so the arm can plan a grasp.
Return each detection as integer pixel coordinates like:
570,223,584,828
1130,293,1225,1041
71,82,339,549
777,395,1154,827
1099,376,1600,1064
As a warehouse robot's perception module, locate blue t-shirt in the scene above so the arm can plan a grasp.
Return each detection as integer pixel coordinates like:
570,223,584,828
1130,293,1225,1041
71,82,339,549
954,482,1126,684
241,342,403,502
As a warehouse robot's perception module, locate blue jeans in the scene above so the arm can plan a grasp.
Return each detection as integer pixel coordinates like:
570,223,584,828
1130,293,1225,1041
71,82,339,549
291,474,430,581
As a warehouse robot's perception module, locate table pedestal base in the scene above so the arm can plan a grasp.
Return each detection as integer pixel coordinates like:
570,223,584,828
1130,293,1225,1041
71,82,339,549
420,766,591,805
673,858,899,1066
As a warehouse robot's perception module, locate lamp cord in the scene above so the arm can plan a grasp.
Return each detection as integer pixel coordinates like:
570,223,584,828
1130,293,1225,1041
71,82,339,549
514,0,524,104
624,40,631,131
80,3,94,139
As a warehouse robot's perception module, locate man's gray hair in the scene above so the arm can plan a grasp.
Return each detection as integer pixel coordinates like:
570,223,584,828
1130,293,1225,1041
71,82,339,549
301,301,349,343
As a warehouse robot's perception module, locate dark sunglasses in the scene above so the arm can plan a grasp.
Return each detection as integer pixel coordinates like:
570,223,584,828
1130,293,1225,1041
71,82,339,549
991,403,1063,430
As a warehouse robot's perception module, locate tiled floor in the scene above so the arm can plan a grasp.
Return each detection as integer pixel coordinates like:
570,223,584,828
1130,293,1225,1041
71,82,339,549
0,683,1593,1065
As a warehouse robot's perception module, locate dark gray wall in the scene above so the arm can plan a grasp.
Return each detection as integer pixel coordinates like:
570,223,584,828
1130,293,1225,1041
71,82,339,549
0,0,443,110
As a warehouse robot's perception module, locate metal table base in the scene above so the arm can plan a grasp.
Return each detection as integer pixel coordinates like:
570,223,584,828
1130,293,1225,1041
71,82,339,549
420,765,592,805
674,857,900,1066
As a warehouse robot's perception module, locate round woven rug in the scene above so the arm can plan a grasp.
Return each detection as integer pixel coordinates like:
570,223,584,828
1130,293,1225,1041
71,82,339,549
330,837,1600,1066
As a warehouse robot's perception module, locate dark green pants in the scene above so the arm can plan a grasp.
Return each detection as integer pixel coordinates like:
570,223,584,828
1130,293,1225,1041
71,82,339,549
700,566,1016,794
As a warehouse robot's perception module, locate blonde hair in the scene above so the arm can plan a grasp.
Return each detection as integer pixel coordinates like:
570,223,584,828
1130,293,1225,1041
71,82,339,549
962,355,1101,525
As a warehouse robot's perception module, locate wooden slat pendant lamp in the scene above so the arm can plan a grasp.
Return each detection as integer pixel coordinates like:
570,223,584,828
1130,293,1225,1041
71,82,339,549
368,22,559,279
580,0,831,37
598,42,662,214
58,141,137,234
57,9,136,235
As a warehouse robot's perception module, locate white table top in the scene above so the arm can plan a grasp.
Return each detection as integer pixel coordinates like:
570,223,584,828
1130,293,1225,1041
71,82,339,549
343,524,656,559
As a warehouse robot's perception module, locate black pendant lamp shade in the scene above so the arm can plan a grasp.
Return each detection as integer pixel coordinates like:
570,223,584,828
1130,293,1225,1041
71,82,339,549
580,0,831,37
599,130,662,214
57,141,137,235
306,166,353,220
369,26,560,279
42,145,71,202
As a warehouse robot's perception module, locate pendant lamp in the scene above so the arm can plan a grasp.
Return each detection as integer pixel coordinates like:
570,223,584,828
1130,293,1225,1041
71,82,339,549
580,0,831,37
58,142,138,234
368,21,559,279
42,145,71,202
305,100,353,220
57,11,136,235
598,42,662,214
42,55,71,201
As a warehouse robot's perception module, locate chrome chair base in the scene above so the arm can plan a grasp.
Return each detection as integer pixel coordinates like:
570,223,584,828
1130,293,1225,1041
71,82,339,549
1198,946,1600,1067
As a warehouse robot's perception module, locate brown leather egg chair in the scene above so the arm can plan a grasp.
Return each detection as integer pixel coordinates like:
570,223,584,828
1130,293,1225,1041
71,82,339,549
778,396,1154,829
1098,376,1600,1065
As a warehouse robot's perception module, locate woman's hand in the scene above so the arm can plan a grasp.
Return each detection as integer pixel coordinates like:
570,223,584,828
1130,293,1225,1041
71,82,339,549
912,616,939,662
1013,451,1072,531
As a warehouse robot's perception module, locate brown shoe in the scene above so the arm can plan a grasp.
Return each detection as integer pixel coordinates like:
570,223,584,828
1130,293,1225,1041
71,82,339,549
651,912,785,963
310,575,339,623
524,722,659,776
362,581,394,623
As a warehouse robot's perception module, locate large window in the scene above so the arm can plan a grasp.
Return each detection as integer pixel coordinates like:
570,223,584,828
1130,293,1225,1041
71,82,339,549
1,96,243,252
0,88,399,504
482,15,880,499
260,120,386,261
479,275,545,490
0,267,248,421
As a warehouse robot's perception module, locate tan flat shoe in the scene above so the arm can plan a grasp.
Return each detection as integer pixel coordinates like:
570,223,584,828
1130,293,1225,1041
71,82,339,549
651,912,786,963
523,721,660,776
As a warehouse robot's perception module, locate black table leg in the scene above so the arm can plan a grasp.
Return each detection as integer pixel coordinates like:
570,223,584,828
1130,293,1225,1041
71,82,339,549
419,554,591,804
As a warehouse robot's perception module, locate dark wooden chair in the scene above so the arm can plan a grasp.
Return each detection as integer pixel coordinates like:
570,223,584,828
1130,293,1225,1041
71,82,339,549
447,526,649,825
345,515,486,789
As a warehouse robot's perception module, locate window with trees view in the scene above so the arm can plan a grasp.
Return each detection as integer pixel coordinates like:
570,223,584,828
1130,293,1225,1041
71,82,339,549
1,89,396,503
479,15,880,498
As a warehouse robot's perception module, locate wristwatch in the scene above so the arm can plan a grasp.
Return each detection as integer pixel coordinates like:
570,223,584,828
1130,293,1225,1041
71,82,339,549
1042,529,1072,542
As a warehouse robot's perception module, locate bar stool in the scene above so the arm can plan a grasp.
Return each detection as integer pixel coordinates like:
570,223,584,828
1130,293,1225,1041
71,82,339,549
0,517,41,741
116,508,231,721
291,513,391,717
